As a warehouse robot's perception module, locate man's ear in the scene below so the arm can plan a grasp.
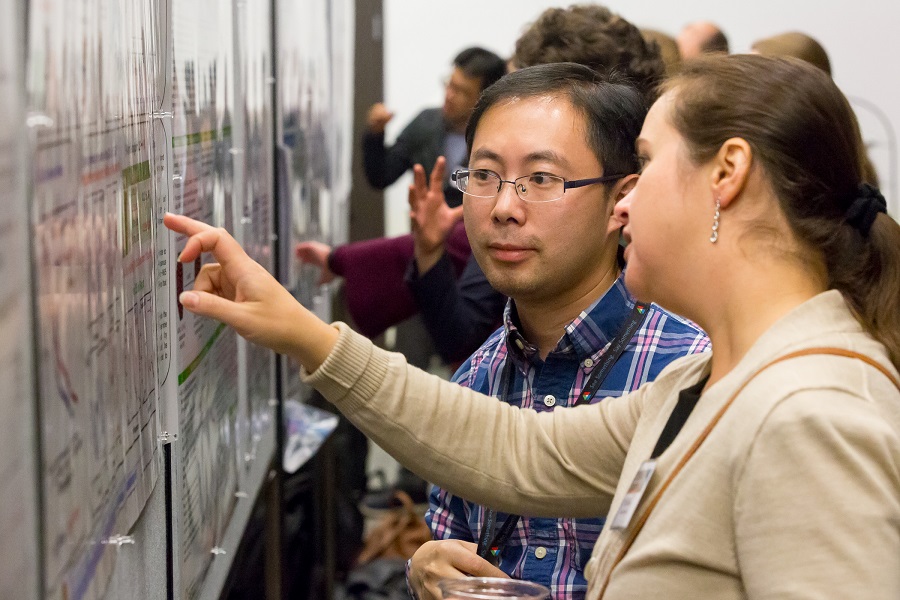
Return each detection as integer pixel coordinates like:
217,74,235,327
711,138,752,209
606,174,639,234
616,174,638,200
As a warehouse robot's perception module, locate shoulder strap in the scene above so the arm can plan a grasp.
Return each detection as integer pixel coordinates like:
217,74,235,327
596,347,900,599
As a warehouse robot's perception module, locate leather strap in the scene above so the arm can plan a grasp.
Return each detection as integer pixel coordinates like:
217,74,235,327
596,347,900,599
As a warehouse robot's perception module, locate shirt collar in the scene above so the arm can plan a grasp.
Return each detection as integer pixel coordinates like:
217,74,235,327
502,271,637,364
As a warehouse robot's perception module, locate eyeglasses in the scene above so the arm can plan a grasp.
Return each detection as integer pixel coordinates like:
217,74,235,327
451,169,625,203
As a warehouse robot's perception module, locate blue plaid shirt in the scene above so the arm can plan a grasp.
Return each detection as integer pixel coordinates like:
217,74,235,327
425,274,710,600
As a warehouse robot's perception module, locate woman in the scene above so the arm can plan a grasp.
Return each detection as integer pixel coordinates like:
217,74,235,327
166,55,900,599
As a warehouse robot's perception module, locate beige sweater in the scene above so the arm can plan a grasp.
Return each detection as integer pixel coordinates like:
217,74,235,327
305,291,900,599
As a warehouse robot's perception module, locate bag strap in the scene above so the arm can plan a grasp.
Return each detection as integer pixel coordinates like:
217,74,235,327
596,347,900,599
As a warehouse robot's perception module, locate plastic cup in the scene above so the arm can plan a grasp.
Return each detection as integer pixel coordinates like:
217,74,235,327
438,577,551,599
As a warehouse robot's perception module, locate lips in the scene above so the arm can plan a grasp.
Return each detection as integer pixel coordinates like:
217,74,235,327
487,243,535,263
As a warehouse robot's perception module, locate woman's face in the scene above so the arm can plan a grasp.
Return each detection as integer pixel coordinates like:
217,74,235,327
618,92,716,316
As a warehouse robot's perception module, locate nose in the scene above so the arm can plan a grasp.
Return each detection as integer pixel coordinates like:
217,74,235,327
490,180,526,224
613,189,633,230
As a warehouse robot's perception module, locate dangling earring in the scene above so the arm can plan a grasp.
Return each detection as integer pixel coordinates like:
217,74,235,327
709,198,721,243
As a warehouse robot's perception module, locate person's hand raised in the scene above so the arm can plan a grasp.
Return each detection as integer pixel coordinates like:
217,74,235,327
409,540,508,600
409,156,464,274
367,102,394,133
164,213,337,370
295,241,336,285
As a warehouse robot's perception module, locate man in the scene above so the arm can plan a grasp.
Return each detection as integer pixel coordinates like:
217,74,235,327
362,46,506,207
676,21,729,60
299,5,668,364
407,64,710,600
404,5,668,363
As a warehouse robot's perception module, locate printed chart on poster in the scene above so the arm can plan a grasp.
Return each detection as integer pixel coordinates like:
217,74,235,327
0,1,39,598
27,0,167,598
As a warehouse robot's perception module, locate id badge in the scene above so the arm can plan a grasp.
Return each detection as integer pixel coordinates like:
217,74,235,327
610,459,656,531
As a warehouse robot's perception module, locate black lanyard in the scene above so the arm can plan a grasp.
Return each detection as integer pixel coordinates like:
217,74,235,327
475,302,649,563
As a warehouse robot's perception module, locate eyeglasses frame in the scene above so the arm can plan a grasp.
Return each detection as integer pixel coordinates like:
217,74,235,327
450,168,626,203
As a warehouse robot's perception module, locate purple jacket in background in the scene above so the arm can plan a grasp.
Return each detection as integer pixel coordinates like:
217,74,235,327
328,221,472,338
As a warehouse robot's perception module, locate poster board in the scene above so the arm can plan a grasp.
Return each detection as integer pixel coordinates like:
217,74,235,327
0,0,39,598
14,0,353,596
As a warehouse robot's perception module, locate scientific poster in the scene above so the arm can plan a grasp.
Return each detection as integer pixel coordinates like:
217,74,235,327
28,0,165,597
170,0,240,596
0,1,39,598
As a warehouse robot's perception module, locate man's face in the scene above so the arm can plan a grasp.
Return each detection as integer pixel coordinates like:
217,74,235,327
442,67,482,129
463,95,623,309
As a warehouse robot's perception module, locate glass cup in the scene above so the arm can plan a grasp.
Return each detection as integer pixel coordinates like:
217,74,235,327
438,577,551,599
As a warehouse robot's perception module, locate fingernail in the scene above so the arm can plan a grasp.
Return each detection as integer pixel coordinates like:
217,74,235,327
179,291,199,308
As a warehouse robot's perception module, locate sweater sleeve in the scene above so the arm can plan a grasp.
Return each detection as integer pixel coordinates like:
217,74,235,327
734,388,900,599
302,323,646,518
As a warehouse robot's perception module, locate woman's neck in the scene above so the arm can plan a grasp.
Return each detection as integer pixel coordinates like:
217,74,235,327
700,260,826,391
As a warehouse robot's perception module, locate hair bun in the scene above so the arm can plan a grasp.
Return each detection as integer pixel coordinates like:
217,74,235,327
845,183,887,236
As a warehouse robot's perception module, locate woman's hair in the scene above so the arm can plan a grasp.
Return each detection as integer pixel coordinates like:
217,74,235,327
663,54,900,367
748,32,879,186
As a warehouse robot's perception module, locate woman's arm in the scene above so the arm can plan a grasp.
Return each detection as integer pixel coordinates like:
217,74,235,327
165,213,640,516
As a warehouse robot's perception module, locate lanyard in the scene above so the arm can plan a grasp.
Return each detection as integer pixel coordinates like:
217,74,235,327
476,301,649,563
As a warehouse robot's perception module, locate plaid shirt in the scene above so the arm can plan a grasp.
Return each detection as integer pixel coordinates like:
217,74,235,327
425,274,710,600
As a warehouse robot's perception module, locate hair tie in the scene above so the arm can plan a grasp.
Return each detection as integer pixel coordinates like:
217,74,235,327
845,183,887,236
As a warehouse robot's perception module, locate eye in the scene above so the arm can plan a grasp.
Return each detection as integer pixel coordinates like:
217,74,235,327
470,169,496,182
636,154,649,174
528,172,558,187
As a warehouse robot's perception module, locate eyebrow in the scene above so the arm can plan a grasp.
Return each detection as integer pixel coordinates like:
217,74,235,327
469,148,573,169
470,148,503,164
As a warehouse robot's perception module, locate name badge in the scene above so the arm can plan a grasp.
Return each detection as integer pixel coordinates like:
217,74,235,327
610,459,656,531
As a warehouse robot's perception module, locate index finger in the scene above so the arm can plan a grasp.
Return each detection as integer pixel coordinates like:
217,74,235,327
164,213,248,266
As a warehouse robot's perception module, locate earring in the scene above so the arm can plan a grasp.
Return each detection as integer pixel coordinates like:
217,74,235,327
709,199,721,243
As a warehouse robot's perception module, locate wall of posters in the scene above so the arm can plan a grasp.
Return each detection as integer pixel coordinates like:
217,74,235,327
9,0,354,597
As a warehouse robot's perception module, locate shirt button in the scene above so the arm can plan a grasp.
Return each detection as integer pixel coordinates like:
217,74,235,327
543,394,556,407
583,358,595,368
535,546,547,559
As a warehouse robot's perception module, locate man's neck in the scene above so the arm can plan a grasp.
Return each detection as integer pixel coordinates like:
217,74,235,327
515,265,621,361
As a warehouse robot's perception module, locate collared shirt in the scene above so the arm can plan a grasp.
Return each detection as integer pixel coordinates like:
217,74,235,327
425,273,710,600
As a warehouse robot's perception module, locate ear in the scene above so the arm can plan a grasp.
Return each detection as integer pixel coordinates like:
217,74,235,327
606,174,639,234
710,137,752,209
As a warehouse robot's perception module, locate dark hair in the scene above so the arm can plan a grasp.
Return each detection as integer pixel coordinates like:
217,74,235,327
453,47,507,92
465,62,646,182
700,29,729,54
511,5,665,105
665,54,900,367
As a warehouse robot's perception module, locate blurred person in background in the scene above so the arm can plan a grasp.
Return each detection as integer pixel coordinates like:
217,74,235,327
677,20,729,59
